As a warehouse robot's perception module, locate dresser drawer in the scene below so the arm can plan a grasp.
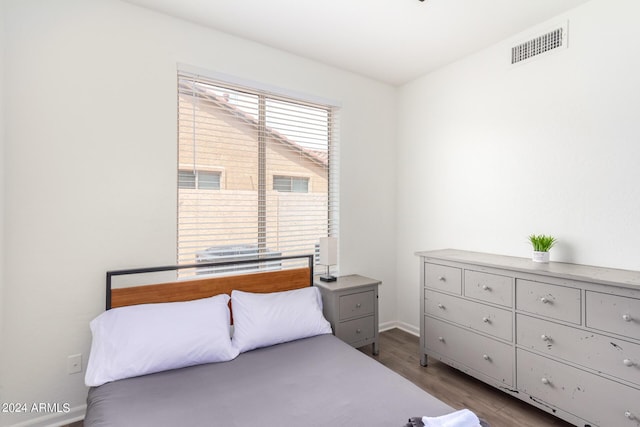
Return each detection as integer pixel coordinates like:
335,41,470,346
516,279,581,324
517,314,640,387
425,316,513,386
338,290,374,320
425,263,462,294
586,291,640,340
335,316,375,344
517,349,640,426
465,270,513,307
426,290,512,341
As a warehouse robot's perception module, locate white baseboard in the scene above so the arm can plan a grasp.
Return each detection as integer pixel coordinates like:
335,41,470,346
378,320,396,332
379,320,419,337
8,405,85,427
395,321,419,337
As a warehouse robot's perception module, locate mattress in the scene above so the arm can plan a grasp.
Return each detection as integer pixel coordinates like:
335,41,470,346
85,334,454,426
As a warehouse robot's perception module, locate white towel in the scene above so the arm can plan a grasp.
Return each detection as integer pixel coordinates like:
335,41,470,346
422,409,481,427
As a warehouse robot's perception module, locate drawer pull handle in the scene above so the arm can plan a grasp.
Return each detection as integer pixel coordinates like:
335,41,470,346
482,317,490,323
356,329,362,334
541,377,550,385
625,411,636,420
623,359,636,367
540,297,550,304
437,303,445,310
438,336,445,342
438,276,446,281
482,354,490,361
355,303,362,309
541,334,551,342
482,285,491,291
622,314,633,322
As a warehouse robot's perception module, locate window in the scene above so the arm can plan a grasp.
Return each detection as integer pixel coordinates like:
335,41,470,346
273,176,309,193
177,71,339,271
178,170,221,190
178,170,196,189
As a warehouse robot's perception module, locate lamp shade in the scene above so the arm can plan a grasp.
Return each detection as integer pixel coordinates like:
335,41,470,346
318,237,337,266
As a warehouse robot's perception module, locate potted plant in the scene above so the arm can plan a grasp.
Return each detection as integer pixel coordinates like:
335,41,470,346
528,234,556,263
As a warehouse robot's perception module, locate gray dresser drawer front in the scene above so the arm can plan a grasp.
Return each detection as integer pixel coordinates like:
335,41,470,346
586,291,640,340
517,314,640,387
336,316,375,344
425,316,513,386
425,263,462,294
464,270,513,307
517,349,640,427
426,290,512,341
516,279,581,324
338,290,374,320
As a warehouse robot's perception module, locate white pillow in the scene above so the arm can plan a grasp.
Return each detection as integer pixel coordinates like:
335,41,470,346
231,286,332,353
85,294,239,387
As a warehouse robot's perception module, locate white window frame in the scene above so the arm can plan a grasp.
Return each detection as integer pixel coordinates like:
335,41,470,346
177,69,340,272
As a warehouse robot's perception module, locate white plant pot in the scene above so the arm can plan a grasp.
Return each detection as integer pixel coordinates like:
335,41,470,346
532,251,550,263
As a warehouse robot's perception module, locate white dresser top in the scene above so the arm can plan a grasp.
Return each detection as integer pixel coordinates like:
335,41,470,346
416,249,640,290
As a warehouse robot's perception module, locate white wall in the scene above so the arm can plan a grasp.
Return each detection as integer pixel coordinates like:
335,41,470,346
9,0,640,423
0,0,6,408
1,0,397,425
396,0,640,331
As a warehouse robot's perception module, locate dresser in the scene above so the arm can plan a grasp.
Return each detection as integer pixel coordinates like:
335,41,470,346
417,249,640,427
314,274,380,355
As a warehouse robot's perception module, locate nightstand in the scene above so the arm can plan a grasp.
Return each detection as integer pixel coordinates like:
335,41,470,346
314,274,381,355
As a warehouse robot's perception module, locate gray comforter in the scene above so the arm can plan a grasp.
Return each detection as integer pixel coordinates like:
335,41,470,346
85,334,454,426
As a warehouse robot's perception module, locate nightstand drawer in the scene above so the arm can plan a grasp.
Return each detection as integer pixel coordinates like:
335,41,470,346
339,290,374,320
586,291,640,340
516,279,581,324
336,316,375,344
425,263,462,294
315,275,380,354
465,270,513,307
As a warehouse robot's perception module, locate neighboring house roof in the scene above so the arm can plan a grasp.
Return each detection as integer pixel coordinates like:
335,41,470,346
179,81,329,168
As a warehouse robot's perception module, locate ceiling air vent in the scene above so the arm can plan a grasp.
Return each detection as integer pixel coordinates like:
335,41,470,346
511,23,568,65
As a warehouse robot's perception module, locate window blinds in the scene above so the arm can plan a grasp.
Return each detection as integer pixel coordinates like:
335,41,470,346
177,72,339,273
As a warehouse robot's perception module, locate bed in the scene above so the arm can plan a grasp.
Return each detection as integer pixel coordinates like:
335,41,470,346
83,255,469,427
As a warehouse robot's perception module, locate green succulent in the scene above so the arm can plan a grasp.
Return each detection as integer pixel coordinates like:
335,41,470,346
528,234,557,252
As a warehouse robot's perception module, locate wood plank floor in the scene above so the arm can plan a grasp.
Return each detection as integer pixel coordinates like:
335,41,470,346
359,328,575,427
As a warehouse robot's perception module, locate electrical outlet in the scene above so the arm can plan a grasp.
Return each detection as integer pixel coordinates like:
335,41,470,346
67,354,82,374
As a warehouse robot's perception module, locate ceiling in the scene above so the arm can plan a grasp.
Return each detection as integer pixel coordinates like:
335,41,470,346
123,0,592,86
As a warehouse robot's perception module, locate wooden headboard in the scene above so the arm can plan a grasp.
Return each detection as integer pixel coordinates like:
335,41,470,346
106,255,314,310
